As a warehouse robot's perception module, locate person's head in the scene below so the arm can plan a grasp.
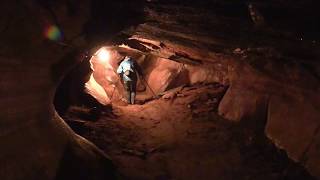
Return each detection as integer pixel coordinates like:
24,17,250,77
123,55,132,62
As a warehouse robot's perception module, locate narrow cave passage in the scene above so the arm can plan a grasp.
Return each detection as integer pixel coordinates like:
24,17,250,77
54,45,314,180
2,0,320,179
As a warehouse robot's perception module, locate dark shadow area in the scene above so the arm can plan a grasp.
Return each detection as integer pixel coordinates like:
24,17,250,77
83,0,146,44
55,142,117,180
53,51,97,116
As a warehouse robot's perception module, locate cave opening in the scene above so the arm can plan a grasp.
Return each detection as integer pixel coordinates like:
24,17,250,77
54,42,210,123
54,44,192,116
85,46,153,106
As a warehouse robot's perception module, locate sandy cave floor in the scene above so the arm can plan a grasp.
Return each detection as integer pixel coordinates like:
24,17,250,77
63,83,314,180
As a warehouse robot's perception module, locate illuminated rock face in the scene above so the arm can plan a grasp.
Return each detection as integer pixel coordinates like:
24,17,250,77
86,48,230,103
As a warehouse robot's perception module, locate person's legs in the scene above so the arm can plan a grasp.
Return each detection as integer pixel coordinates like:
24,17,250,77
130,80,137,104
123,81,131,103
124,73,137,105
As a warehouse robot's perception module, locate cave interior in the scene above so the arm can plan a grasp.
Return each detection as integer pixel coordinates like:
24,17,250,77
1,0,320,180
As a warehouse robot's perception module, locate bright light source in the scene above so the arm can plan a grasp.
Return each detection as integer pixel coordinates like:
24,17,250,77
97,48,110,62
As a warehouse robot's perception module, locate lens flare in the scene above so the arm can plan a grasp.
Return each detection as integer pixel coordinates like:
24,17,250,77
44,25,62,41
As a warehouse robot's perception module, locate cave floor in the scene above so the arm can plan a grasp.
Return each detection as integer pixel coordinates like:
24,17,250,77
64,83,313,180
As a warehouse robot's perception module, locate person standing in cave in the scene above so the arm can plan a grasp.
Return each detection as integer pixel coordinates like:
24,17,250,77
117,56,143,104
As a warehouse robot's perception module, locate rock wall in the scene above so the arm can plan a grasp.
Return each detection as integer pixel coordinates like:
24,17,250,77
218,57,320,177
0,0,144,179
